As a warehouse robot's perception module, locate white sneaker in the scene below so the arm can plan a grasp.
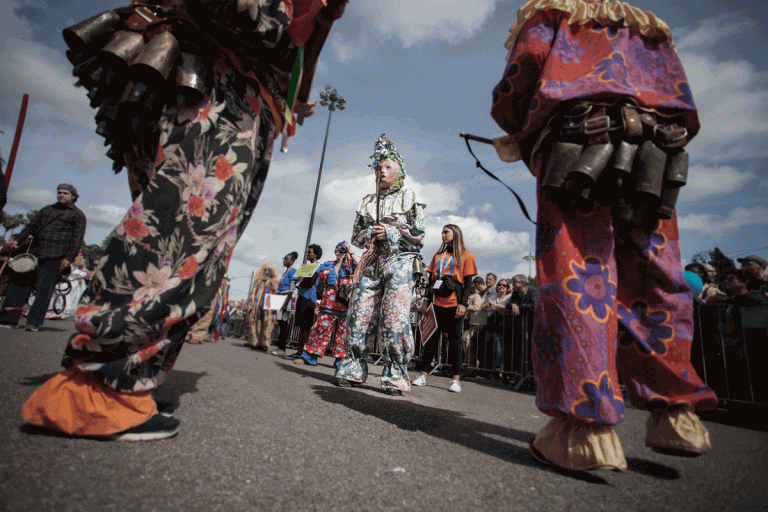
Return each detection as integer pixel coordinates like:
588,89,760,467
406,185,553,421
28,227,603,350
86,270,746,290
448,380,461,393
412,375,426,387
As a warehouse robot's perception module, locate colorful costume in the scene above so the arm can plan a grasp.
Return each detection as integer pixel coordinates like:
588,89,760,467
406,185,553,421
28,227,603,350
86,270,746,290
246,262,278,350
209,277,230,342
490,0,716,471
335,136,426,392
300,256,356,365
22,0,347,438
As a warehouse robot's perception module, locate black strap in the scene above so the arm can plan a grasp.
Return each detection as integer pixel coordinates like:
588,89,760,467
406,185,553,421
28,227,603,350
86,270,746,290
462,135,536,225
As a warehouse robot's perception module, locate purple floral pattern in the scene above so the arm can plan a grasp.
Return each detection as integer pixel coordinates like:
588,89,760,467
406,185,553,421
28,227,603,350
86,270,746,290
573,373,625,425
565,257,617,322
618,301,673,355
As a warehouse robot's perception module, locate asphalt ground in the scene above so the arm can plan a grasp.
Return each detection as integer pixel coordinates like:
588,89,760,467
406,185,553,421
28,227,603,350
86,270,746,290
1,320,767,512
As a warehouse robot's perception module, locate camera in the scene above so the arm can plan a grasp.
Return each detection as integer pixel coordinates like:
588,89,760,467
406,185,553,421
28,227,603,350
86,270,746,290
338,246,348,254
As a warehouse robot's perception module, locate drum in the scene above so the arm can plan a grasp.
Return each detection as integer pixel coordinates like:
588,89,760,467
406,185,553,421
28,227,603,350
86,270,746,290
8,253,38,273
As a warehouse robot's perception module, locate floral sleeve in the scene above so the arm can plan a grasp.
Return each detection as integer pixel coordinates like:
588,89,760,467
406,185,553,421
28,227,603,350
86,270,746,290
383,202,425,254
351,213,372,249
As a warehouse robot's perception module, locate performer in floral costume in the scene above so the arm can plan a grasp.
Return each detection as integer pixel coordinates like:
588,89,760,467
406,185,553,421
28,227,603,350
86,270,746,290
334,135,426,394
22,0,348,441
490,0,717,471
295,241,358,366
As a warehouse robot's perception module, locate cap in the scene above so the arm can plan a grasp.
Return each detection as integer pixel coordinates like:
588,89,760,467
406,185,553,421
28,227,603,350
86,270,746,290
737,254,767,269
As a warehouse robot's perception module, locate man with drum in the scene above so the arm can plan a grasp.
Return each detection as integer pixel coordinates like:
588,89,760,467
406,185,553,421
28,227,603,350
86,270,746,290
0,184,86,331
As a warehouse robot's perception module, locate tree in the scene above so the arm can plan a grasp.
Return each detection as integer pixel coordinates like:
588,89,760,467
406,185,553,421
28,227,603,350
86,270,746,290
80,243,105,270
1,213,24,240
691,247,736,284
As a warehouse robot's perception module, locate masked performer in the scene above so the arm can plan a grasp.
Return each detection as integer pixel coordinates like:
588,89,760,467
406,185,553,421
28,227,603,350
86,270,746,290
295,241,359,366
22,0,348,441
246,262,278,351
489,0,717,471
335,135,426,394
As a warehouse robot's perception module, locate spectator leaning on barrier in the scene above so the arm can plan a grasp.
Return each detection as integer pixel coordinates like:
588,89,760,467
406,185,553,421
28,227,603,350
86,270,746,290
0,184,86,332
700,262,727,304
737,255,768,295
463,276,487,372
508,274,536,317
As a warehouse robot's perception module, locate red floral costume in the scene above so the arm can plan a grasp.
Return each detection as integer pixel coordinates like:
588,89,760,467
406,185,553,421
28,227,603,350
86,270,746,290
490,0,716,470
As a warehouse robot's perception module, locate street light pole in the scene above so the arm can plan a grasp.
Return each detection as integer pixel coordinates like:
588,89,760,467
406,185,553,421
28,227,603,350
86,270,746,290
523,253,535,279
302,85,345,264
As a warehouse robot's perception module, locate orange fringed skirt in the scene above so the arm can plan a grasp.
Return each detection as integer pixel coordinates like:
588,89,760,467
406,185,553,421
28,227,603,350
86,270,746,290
22,367,157,436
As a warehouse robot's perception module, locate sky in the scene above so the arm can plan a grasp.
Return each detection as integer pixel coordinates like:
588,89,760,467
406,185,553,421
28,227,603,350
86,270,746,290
1,0,766,300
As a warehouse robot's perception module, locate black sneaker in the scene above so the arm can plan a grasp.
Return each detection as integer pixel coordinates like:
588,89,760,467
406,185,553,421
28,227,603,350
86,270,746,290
105,414,180,441
155,400,177,418
25,325,40,332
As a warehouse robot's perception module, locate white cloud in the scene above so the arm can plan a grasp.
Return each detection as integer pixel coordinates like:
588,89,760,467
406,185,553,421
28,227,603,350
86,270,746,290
329,32,367,63
7,188,55,209
83,203,128,228
423,214,530,262
0,37,92,128
676,17,768,162
71,138,112,174
678,206,768,236
681,164,755,201
355,0,500,47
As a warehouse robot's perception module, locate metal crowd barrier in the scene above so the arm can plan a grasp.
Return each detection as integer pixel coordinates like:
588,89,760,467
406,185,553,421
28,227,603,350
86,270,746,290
692,304,768,406
274,300,767,407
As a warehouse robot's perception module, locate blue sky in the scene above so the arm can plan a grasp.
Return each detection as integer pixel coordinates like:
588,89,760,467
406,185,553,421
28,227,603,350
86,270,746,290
1,0,766,299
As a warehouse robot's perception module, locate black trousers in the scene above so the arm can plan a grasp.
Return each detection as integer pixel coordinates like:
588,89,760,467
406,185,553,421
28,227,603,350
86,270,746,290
417,305,463,377
0,257,63,327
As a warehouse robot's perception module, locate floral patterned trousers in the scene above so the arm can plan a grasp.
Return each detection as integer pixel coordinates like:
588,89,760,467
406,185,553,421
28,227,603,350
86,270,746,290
64,64,278,393
532,193,718,426
335,256,415,392
304,311,347,360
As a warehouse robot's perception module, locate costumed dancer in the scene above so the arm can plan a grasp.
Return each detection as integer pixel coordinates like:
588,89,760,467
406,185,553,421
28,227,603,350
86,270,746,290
295,241,359,367
208,276,230,342
22,0,348,441
489,0,717,471
412,224,477,393
245,262,278,351
335,135,426,394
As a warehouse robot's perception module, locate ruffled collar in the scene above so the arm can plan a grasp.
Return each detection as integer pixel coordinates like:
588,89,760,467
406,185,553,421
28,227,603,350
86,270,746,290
504,0,673,59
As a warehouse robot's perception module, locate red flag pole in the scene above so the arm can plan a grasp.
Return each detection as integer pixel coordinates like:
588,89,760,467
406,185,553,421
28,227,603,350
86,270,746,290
5,93,30,187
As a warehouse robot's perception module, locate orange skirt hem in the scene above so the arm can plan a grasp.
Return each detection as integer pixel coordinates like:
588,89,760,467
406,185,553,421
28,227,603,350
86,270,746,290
22,367,157,436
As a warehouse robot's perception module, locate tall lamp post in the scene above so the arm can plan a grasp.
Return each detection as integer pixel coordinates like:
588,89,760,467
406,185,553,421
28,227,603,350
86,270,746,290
302,85,345,264
523,253,535,279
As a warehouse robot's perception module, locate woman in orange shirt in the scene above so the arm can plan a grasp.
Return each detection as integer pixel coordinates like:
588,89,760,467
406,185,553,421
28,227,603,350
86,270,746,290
413,225,478,393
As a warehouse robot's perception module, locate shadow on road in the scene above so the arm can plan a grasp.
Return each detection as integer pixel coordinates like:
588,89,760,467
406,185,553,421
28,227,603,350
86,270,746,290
153,369,208,406
278,362,611,484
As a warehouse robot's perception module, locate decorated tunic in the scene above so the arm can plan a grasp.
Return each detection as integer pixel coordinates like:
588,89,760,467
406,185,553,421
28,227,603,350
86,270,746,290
490,0,699,172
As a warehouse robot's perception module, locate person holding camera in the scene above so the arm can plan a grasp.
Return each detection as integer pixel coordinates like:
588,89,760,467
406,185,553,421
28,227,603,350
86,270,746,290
295,241,359,367
413,224,477,393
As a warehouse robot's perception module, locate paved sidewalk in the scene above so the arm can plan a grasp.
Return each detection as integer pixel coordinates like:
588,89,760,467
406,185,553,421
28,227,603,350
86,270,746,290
0,320,766,512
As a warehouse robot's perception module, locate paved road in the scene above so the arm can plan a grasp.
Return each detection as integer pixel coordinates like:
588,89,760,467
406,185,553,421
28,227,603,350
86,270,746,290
0,320,766,512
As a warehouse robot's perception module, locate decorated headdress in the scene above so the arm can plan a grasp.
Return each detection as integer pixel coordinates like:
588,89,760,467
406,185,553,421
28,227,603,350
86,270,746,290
369,134,405,174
